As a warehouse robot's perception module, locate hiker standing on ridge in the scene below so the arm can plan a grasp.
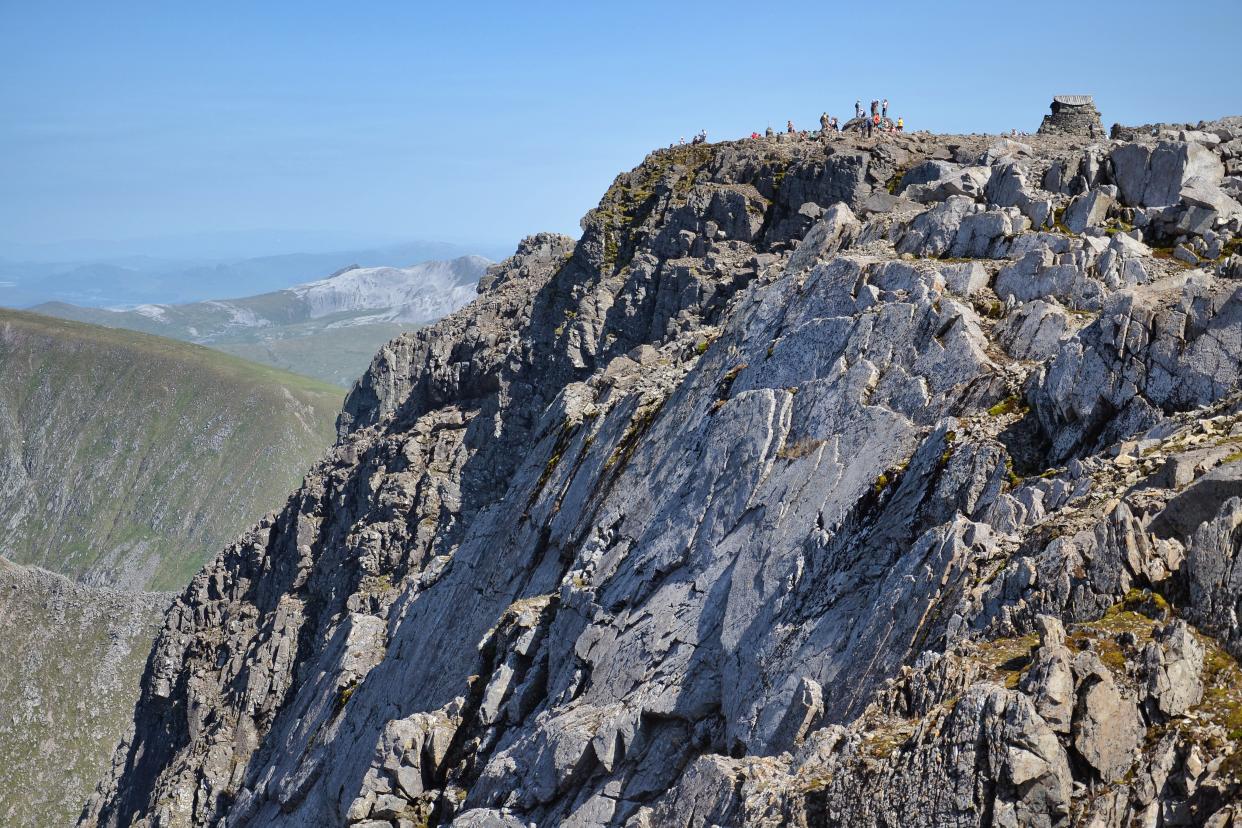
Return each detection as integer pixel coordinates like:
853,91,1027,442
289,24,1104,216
786,119,795,134
882,98,889,118
820,112,830,132
855,99,862,118
870,99,879,117
865,116,873,138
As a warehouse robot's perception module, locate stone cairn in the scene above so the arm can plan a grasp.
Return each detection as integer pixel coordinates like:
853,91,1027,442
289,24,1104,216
1038,95,1105,138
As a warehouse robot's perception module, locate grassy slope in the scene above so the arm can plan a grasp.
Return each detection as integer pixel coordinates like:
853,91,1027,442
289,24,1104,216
0,308,344,590
212,322,409,387
34,301,412,387
0,557,169,828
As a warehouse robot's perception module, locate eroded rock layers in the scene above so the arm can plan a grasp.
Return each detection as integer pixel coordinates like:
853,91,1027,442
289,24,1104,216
88,118,1242,827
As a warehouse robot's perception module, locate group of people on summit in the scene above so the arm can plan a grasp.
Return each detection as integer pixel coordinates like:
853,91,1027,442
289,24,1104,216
679,97,905,147
766,98,905,139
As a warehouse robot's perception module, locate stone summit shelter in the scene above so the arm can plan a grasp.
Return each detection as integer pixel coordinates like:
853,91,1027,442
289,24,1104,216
1038,95,1105,138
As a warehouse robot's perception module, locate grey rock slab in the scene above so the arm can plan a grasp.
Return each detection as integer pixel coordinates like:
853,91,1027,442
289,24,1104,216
1143,620,1204,717
1071,657,1144,782
1063,189,1114,233
994,300,1074,361
1109,140,1225,208
940,261,989,296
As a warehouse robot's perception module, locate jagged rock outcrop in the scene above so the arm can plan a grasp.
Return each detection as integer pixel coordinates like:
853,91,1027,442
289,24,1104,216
87,118,1242,827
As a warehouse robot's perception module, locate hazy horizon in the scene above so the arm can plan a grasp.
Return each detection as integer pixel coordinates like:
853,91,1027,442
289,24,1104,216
4,0,1240,262
0,229,513,266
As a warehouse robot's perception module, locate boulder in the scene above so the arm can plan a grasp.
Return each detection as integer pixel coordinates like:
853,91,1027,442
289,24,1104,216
994,255,1100,309
1096,232,1152,288
897,159,957,193
986,161,1052,227
1019,617,1075,733
1143,621,1204,717
1071,655,1144,782
994,300,1073,361
980,138,1033,165
1181,182,1242,217
1109,141,1225,207
949,208,1021,258
1063,188,1115,233
859,190,916,217
895,196,977,258
1184,497,1242,657
940,261,989,296
906,166,991,203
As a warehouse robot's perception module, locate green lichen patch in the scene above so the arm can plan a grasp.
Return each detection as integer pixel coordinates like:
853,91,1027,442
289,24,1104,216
973,632,1040,689
987,395,1026,418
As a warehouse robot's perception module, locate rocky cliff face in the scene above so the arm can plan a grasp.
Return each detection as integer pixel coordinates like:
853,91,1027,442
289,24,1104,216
88,119,1242,827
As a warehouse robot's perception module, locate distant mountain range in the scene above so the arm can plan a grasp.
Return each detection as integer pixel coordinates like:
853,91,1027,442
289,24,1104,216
32,255,491,386
0,239,501,309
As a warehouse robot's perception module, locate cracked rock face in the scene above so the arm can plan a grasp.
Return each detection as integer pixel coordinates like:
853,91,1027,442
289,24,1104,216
86,121,1242,827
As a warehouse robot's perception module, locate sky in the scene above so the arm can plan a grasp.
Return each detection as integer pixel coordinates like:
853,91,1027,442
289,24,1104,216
2,0,1240,260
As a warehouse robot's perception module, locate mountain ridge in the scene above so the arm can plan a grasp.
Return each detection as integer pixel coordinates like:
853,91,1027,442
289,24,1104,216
88,116,1242,827
32,255,490,386
0,307,344,591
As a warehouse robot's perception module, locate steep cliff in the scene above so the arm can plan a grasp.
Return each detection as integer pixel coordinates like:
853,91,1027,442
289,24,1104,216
0,309,344,590
89,120,1242,826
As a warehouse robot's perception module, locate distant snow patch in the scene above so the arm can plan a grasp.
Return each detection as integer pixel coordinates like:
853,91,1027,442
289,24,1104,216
204,301,269,328
290,256,487,322
132,304,170,322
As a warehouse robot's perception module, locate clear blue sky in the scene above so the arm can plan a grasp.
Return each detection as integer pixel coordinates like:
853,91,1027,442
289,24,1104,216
2,0,1240,259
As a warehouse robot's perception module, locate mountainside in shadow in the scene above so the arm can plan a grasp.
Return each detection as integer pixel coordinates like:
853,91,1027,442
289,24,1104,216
34,256,489,386
0,308,344,591
88,114,1242,827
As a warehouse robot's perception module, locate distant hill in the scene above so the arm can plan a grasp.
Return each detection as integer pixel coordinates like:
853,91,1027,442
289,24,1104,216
0,308,344,590
0,557,169,828
0,239,494,308
33,255,489,386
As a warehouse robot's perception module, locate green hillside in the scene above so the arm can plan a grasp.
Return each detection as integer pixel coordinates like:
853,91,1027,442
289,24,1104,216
0,557,169,827
0,308,344,590
211,321,409,386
